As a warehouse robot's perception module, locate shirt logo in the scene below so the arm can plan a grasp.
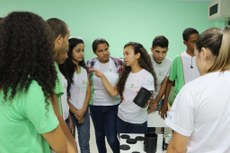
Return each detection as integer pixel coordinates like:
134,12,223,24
130,84,134,88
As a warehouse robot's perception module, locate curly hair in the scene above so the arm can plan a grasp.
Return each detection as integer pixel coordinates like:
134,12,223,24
59,37,86,97
117,42,156,96
0,11,56,102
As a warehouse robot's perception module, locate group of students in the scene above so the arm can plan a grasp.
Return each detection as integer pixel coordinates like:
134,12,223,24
0,11,230,153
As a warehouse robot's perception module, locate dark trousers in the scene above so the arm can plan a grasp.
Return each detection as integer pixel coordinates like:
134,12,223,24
90,105,119,153
117,116,147,134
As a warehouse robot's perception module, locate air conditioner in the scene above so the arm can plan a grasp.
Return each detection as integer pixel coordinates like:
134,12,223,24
208,0,230,20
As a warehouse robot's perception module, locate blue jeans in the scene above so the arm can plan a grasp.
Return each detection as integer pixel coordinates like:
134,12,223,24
117,117,147,134
68,110,90,153
90,105,119,153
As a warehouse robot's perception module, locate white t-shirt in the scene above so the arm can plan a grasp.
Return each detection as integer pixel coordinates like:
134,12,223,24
180,52,200,84
60,72,69,120
118,69,154,124
150,55,171,98
91,58,120,106
165,71,230,153
69,67,88,109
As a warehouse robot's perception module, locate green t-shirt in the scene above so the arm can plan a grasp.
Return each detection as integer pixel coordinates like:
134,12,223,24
169,55,184,96
54,62,64,114
0,81,59,153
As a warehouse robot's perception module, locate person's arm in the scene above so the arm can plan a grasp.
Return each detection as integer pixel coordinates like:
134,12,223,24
155,76,168,104
93,68,118,97
68,101,79,118
67,113,75,136
51,96,78,153
147,93,157,113
42,125,67,153
148,76,169,113
156,76,169,117
166,131,189,153
160,78,174,119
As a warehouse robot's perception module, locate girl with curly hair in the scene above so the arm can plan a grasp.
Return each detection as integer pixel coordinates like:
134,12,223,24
0,12,67,153
93,42,156,134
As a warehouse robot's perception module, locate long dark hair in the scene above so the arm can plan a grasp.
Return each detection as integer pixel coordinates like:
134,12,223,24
0,11,56,102
59,37,86,97
117,42,156,96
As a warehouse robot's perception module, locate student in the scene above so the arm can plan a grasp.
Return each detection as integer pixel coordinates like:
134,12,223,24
87,38,122,153
58,63,73,132
47,18,77,153
166,26,230,153
148,36,172,119
58,45,75,137
62,37,90,153
0,11,67,153
93,42,156,134
163,28,200,114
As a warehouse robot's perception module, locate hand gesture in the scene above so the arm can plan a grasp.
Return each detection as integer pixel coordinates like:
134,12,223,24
91,68,104,78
